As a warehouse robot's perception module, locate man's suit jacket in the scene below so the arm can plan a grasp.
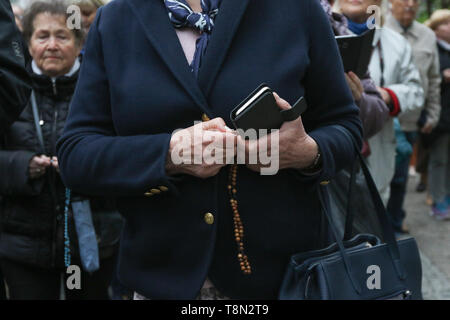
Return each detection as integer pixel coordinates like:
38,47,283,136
0,0,31,134
57,0,363,299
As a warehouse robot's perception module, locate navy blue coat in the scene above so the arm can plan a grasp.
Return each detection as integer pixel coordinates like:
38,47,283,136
57,0,363,299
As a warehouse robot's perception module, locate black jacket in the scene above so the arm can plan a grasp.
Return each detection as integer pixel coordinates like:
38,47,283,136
0,0,31,134
0,63,123,269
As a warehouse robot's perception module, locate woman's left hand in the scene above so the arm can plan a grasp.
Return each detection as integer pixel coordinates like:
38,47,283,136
237,92,318,174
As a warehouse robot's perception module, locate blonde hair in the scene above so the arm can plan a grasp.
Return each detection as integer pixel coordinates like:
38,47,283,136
425,9,450,30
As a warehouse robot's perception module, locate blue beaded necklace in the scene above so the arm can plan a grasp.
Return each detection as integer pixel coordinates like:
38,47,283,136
64,188,71,268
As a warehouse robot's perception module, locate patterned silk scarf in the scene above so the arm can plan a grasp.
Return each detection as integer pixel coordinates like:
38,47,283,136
163,0,222,77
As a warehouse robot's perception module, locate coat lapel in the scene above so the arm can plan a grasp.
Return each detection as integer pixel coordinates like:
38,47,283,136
198,0,251,97
125,0,211,114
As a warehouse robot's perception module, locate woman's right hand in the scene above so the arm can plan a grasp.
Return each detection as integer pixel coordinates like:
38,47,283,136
29,155,52,179
165,118,237,179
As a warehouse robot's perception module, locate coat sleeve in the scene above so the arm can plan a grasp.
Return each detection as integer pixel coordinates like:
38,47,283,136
56,8,179,197
386,40,424,117
357,73,390,139
297,0,363,185
424,41,441,128
0,0,31,134
0,150,44,195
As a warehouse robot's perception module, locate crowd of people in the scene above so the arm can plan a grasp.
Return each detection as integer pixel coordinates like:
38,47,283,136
0,0,449,300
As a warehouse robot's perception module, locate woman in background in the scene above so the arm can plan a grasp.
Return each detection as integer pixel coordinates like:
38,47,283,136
0,1,122,299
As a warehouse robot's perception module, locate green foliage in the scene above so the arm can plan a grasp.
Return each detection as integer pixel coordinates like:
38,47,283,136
417,0,444,23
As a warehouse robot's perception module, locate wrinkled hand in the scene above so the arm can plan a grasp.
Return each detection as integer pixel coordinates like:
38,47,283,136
29,155,51,179
166,118,237,179
345,71,364,102
237,92,318,174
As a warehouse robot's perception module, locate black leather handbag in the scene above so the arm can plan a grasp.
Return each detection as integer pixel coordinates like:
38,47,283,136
279,153,423,300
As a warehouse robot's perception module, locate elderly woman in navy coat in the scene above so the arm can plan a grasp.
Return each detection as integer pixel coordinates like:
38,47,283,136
57,0,363,299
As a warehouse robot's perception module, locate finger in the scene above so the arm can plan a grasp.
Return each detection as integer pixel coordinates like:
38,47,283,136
40,155,51,161
348,71,359,82
348,72,363,90
273,92,291,111
202,118,227,132
345,73,354,84
345,74,356,91
34,156,48,166
205,132,238,160
38,155,52,166
351,73,364,93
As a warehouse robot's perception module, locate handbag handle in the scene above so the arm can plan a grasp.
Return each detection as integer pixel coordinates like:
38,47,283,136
356,153,406,279
316,127,407,296
317,185,363,294
341,152,405,278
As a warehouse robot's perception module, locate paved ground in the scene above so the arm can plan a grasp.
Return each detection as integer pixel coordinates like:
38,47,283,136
403,172,450,300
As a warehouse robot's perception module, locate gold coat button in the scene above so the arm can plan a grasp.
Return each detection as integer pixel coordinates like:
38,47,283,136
204,212,214,225
202,113,210,122
150,188,161,194
158,186,169,192
320,180,330,186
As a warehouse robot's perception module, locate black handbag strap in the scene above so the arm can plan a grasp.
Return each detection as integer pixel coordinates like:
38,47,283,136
343,158,358,241
317,126,407,290
318,185,363,294
356,153,406,279
30,90,46,154
342,152,404,270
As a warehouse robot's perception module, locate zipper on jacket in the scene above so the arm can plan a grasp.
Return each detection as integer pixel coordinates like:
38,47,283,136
51,78,57,96
52,108,58,156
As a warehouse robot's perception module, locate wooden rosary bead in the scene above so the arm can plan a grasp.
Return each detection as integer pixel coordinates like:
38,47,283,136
228,164,252,275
